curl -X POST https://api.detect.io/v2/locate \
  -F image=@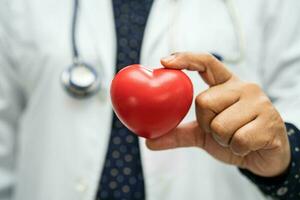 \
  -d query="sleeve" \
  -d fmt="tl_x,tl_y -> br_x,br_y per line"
0,1 -> 26,199
240,123 -> 300,200
240,1 -> 300,199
